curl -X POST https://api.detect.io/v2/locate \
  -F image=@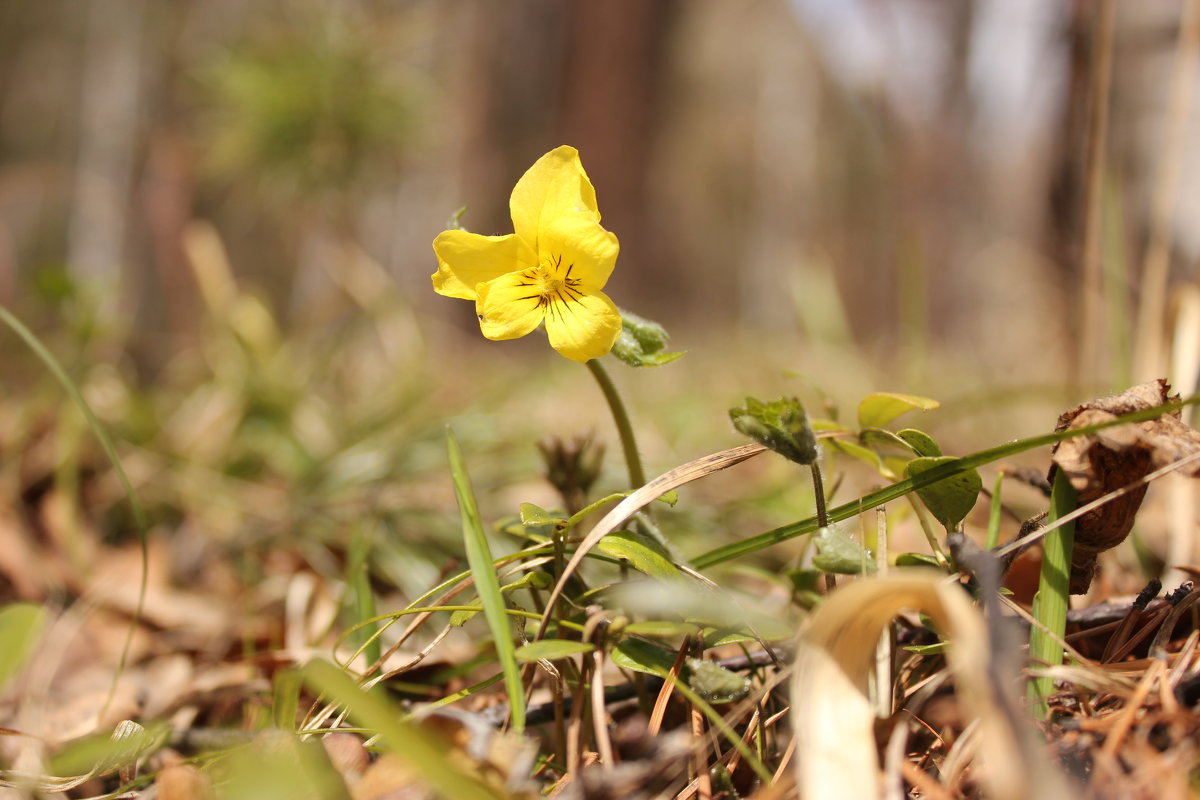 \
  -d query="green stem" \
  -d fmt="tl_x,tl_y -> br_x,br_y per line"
986,472 -> 1005,550
810,464 -> 836,593
586,359 -> 646,489
811,463 -> 829,528
1027,469 -> 1076,717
